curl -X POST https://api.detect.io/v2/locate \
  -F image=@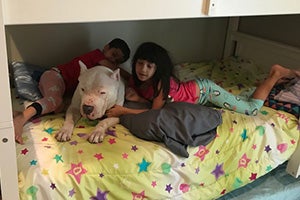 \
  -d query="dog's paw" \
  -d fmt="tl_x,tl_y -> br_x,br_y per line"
88,127 -> 106,143
55,126 -> 73,142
